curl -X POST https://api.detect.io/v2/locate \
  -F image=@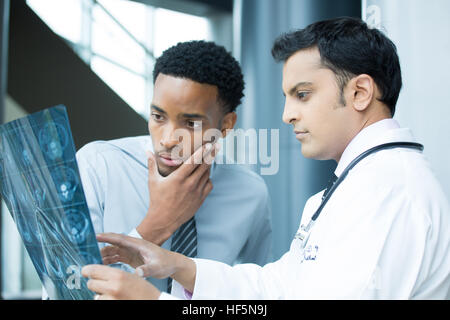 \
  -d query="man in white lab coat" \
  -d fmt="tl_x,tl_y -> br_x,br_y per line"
82,17 -> 450,299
